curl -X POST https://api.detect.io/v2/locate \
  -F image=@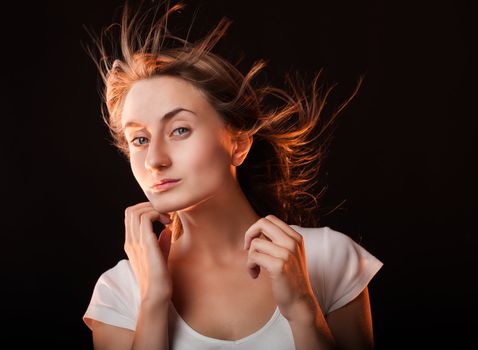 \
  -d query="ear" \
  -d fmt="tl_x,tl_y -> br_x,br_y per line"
231,132 -> 253,167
